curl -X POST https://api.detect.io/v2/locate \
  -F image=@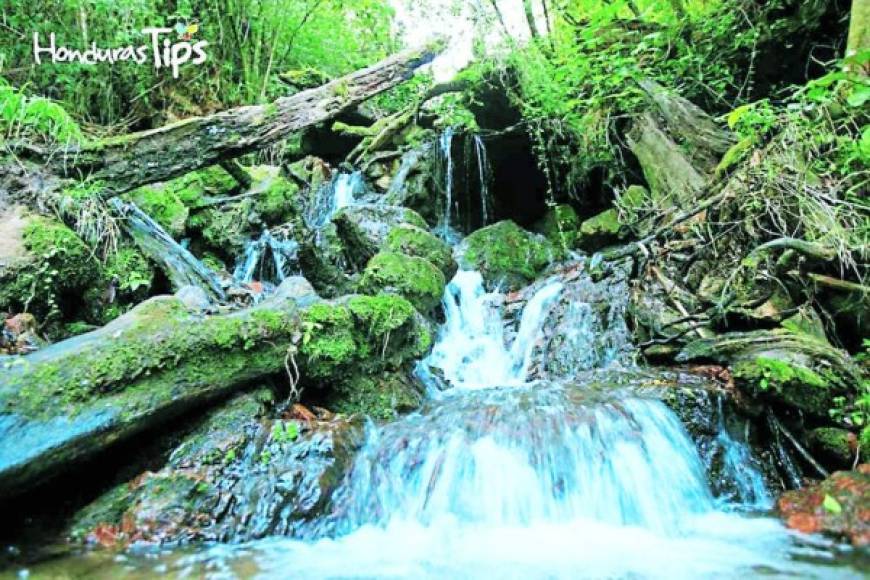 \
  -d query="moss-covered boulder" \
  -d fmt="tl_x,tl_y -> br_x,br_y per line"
357,252 -> 445,313
456,220 -> 558,290
385,224 -> 456,278
575,209 -> 624,252
0,214 -> 100,328
324,371 -> 423,420
678,330 -> 862,418
809,427 -> 860,469
299,293 -> 432,380
333,204 -> 428,269
534,204 -> 580,250
80,245 -> 156,326
244,165 -> 302,225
